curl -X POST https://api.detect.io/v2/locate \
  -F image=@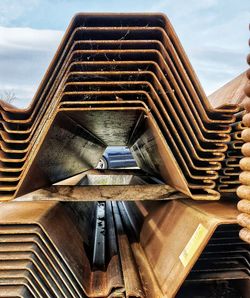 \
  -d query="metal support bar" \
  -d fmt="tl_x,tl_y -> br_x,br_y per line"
16,184 -> 185,201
